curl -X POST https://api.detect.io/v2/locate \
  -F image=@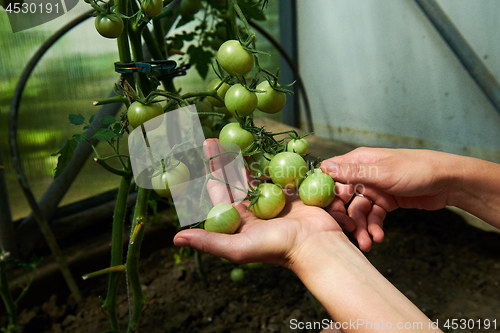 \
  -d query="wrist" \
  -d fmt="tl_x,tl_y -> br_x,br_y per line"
287,231 -> 440,332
